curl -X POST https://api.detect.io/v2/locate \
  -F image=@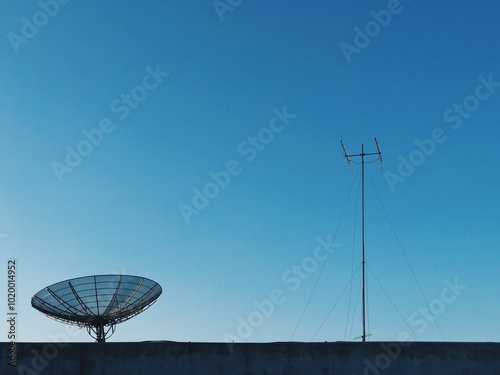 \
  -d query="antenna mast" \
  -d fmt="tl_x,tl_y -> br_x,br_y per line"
340,138 -> 382,342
